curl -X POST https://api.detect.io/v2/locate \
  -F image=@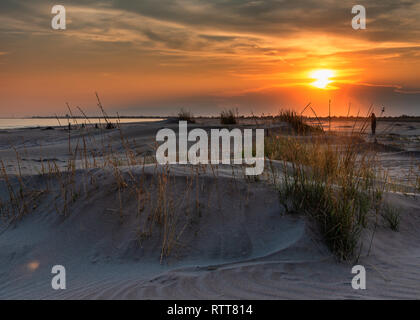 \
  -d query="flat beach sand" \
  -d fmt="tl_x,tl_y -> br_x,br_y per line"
0,119 -> 420,299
